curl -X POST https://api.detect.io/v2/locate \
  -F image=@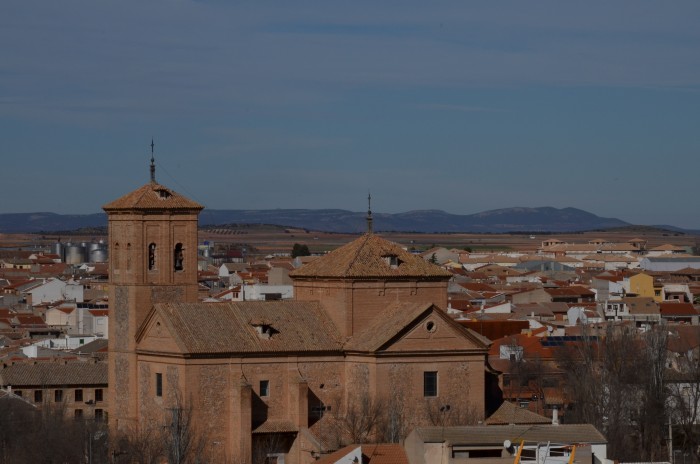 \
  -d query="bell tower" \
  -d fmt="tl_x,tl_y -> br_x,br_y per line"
104,149 -> 203,431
